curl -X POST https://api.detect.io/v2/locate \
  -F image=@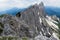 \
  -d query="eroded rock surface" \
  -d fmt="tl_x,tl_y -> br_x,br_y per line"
0,2 -> 59,40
